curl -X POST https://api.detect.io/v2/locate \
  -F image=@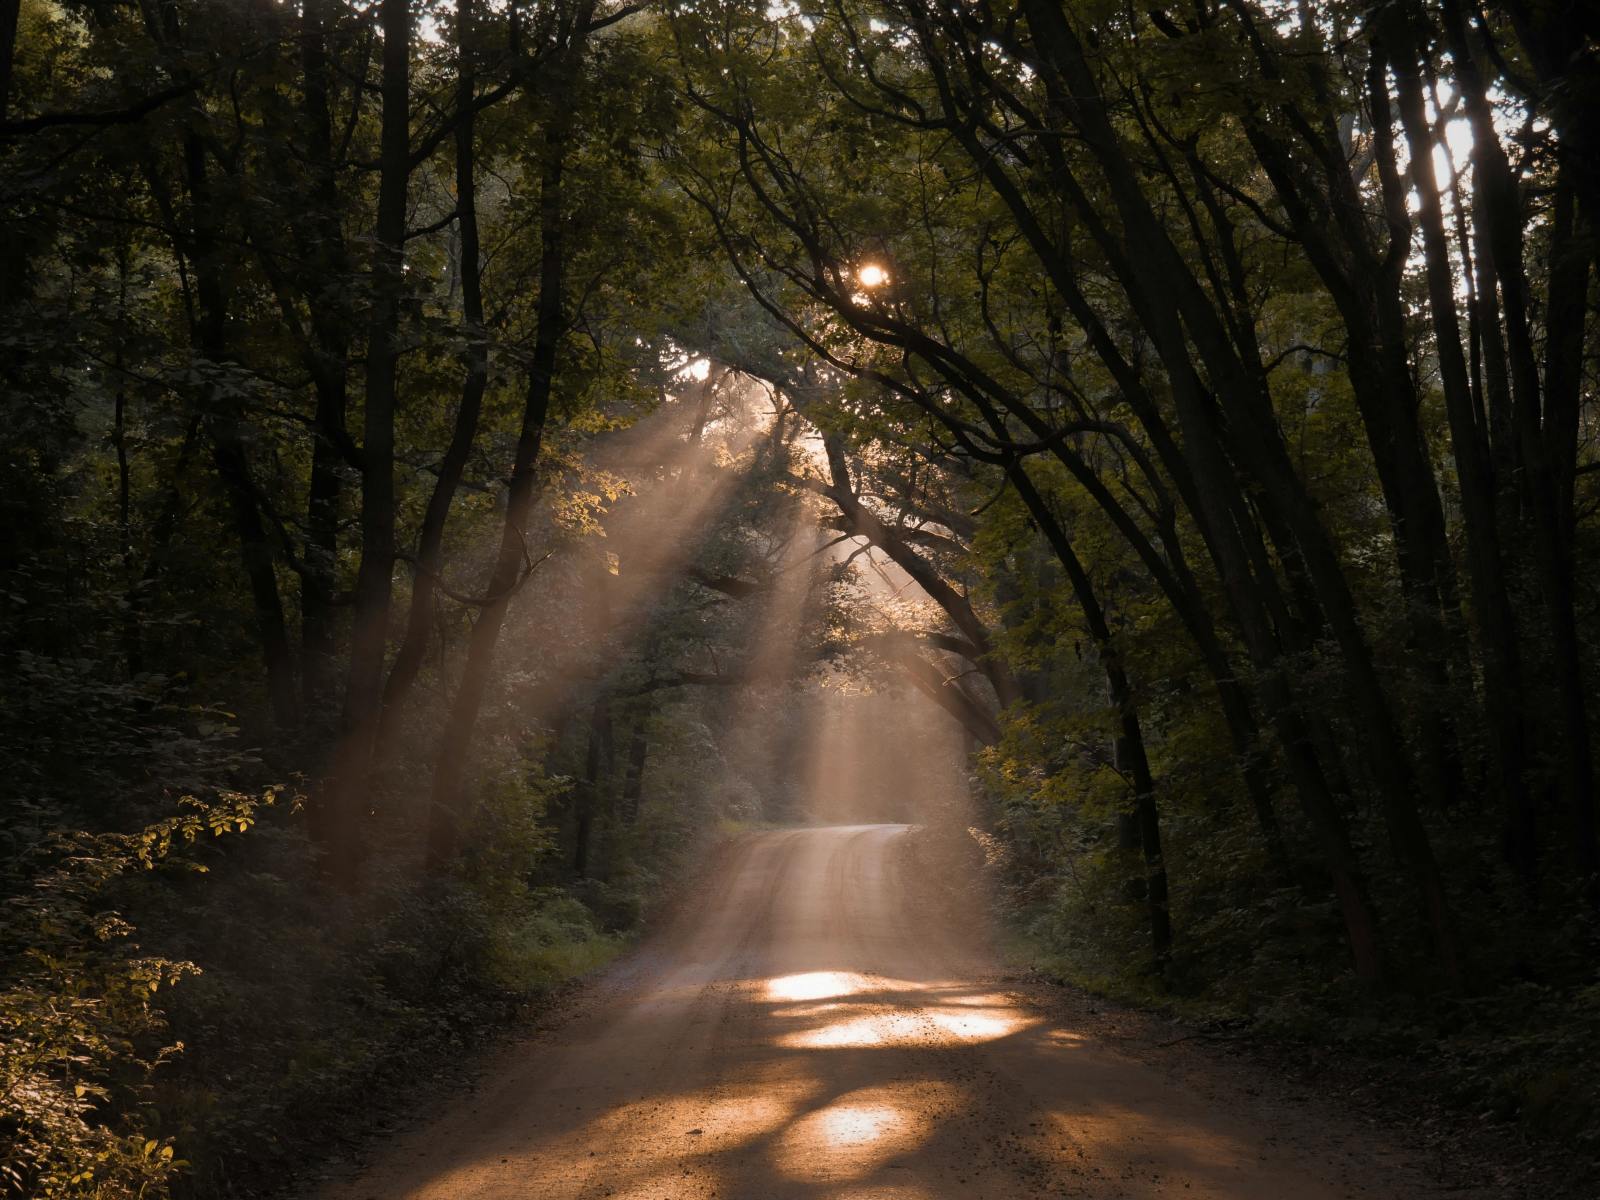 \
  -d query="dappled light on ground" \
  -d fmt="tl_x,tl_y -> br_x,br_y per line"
923,1004 -> 1022,1043
764,970 -> 866,1003
769,981 -> 1032,1050
777,1012 -> 897,1048
774,1085 -> 951,1181
319,825 -> 1421,1200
